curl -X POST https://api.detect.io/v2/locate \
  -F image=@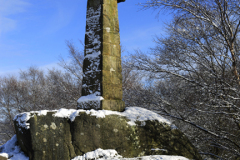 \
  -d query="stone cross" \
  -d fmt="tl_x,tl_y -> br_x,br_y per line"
77,0 -> 125,111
